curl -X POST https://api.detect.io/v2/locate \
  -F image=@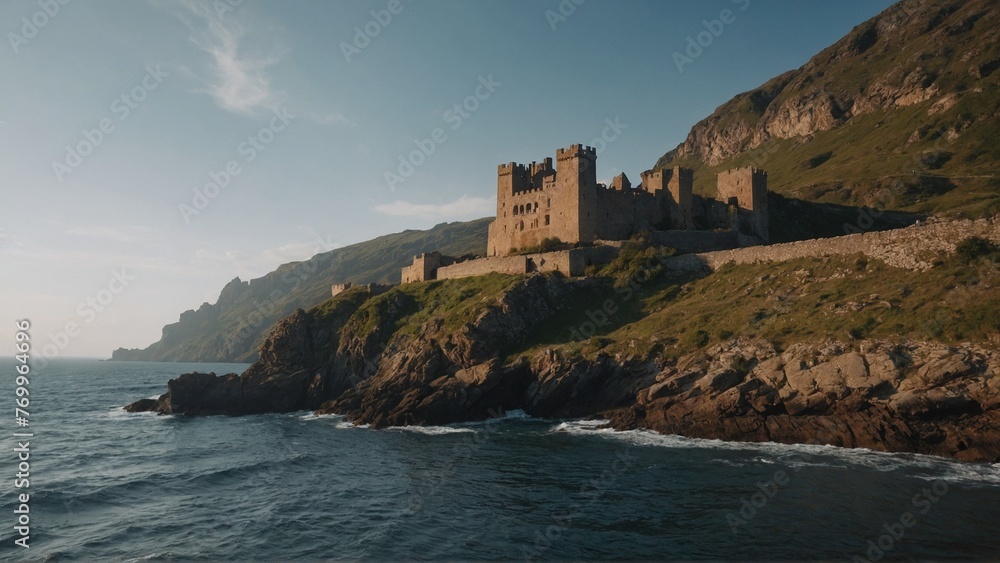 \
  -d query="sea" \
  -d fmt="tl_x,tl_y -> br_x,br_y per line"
2,358 -> 999,561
